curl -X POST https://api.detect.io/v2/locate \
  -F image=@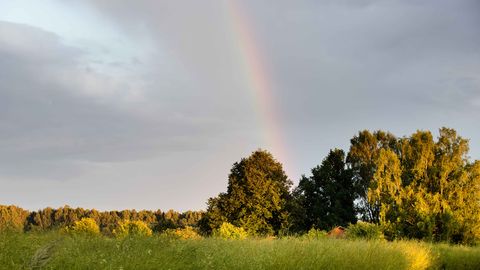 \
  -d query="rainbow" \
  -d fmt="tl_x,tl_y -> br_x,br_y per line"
225,1 -> 292,176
